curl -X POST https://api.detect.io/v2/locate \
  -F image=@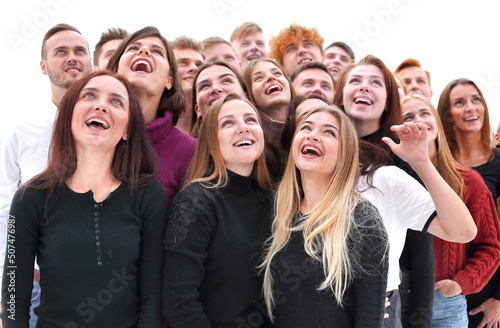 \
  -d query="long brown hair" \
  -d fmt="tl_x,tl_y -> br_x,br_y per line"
27,71 -> 159,194
107,26 -> 185,124
333,54 -> 402,148
184,92 -> 272,190
437,78 -> 492,156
